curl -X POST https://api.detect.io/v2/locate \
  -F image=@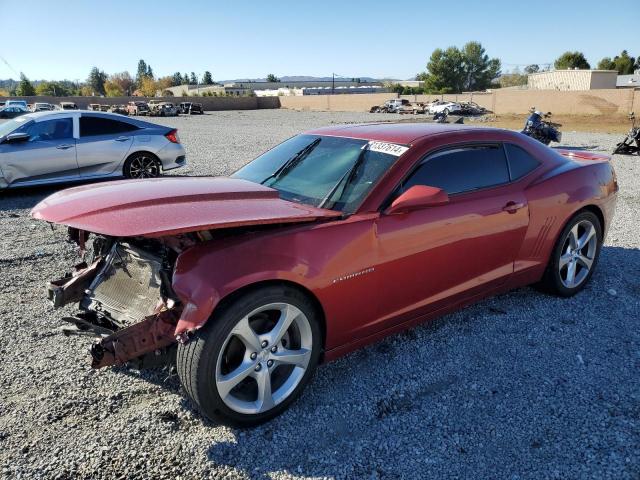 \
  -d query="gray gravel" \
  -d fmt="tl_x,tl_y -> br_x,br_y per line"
0,110 -> 638,479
